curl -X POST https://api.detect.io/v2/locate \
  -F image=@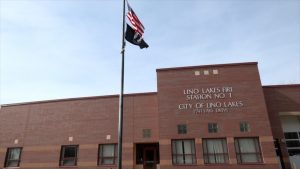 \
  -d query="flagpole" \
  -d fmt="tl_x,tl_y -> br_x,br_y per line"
117,0 -> 126,168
